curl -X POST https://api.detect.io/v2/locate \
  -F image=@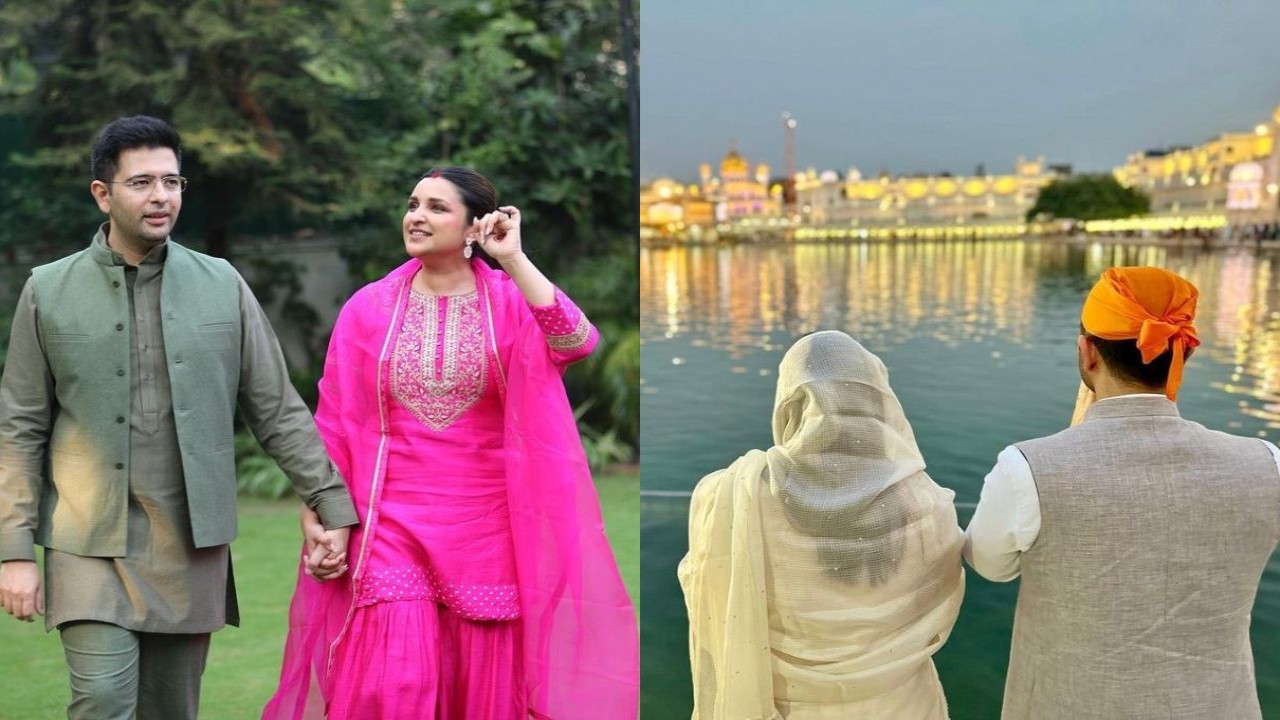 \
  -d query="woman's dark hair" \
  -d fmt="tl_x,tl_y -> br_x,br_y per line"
91,116 -> 182,183
422,166 -> 498,223
1084,330 -> 1180,388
